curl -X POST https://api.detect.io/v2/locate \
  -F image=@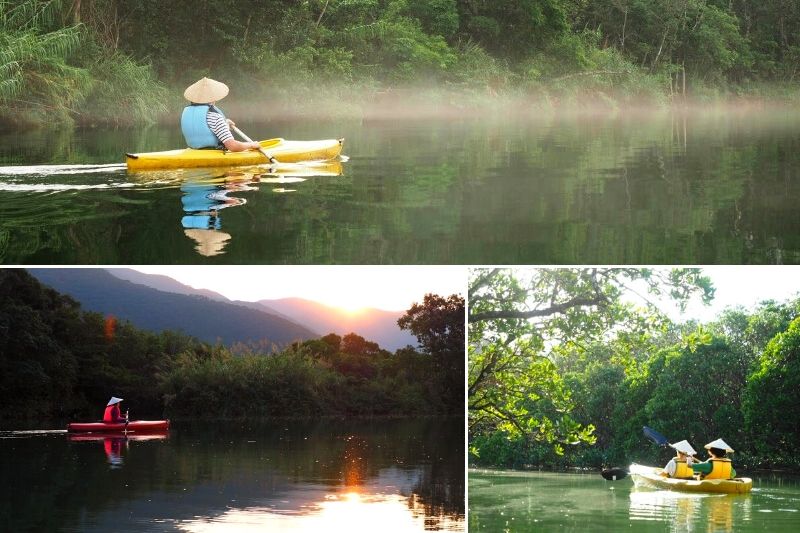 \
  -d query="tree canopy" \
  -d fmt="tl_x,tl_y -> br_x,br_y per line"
3,0 -> 800,126
0,269 -> 464,421
469,268 -> 800,470
468,268 -> 713,455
